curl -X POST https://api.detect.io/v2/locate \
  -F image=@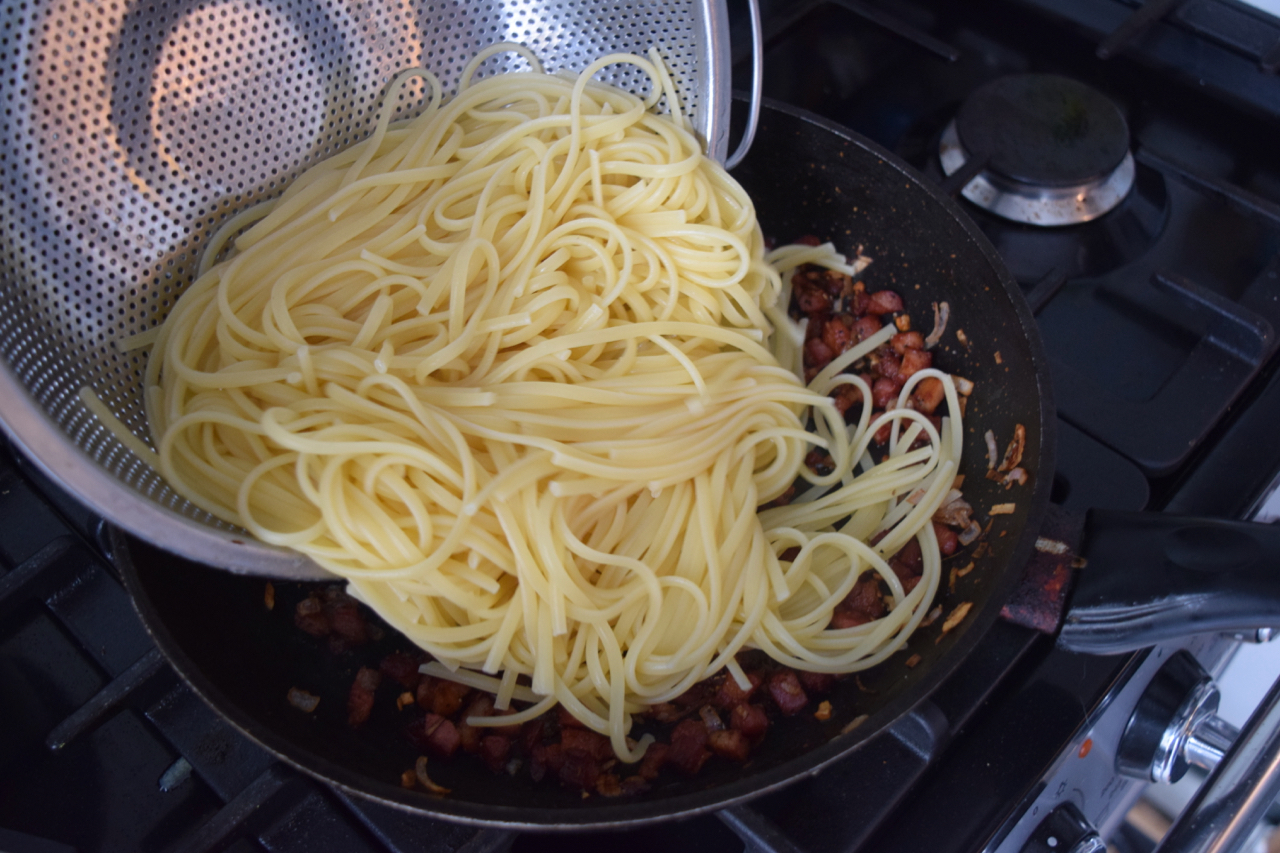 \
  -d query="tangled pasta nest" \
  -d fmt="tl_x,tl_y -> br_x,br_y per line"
145,46 -> 962,761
